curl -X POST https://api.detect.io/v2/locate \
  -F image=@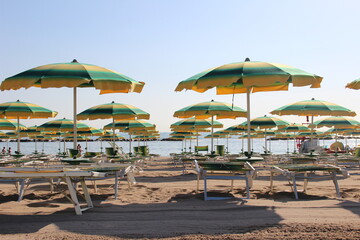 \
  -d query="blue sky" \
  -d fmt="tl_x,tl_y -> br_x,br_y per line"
1,0 -> 360,132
